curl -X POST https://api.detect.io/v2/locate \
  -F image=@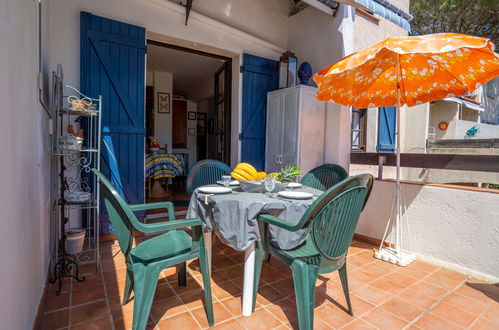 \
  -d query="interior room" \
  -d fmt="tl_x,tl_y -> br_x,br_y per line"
145,43 -> 231,201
